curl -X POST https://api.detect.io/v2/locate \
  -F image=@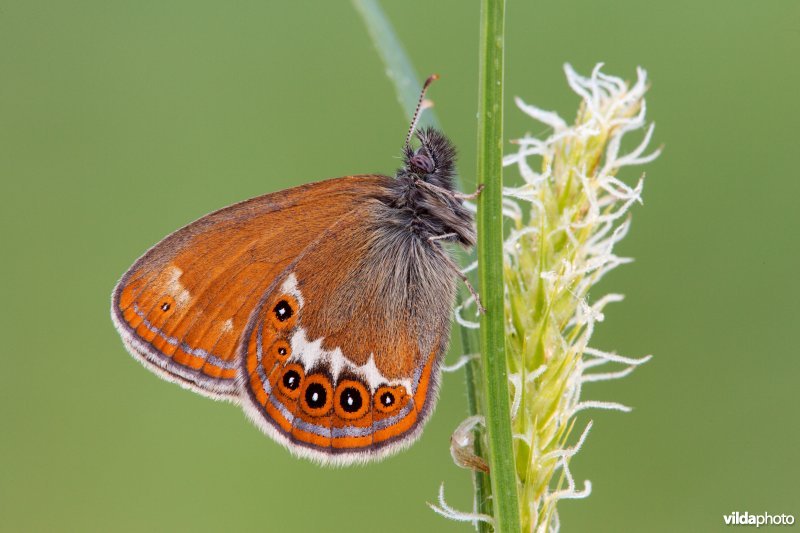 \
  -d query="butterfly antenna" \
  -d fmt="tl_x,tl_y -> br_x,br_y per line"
405,74 -> 439,150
